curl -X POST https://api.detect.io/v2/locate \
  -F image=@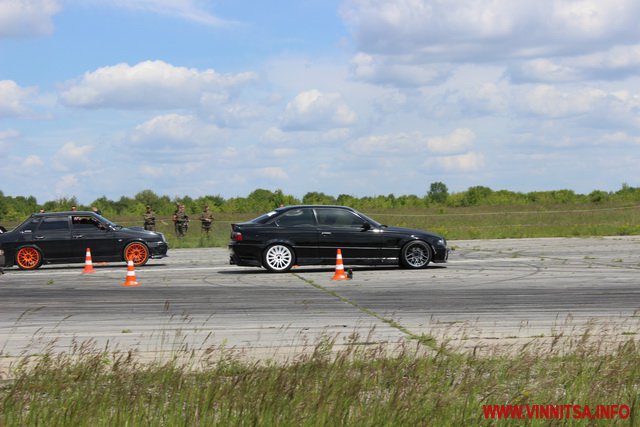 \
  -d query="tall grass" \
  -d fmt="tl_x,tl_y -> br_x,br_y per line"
1,331 -> 638,426
2,202 -> 638,248
105,202 -> 640,249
